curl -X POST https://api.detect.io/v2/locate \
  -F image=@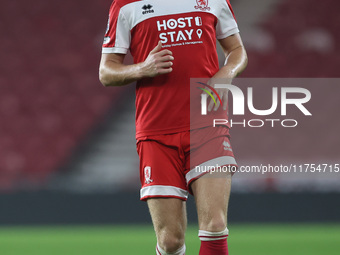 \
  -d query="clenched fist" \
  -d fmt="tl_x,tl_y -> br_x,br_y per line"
140,41 -> 174,78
